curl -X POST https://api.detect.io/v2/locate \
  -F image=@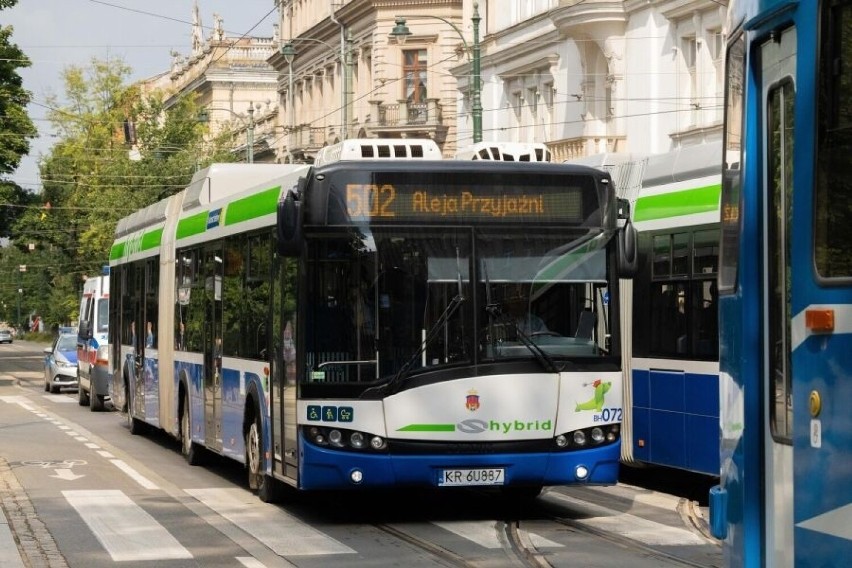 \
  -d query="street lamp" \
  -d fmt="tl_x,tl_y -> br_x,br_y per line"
389,2 -> 482,143
198,105 -> 258,163
17,264 -> 25,331
280,41 -> 297,163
